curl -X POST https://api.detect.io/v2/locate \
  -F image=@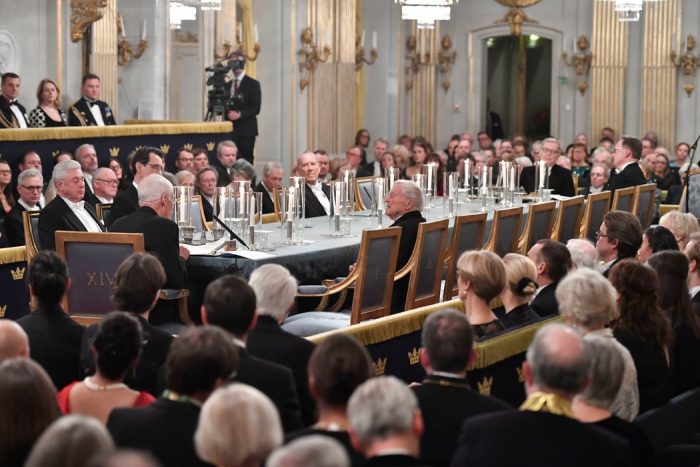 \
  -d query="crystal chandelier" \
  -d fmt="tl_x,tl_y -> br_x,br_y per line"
395,0 -> 460,29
